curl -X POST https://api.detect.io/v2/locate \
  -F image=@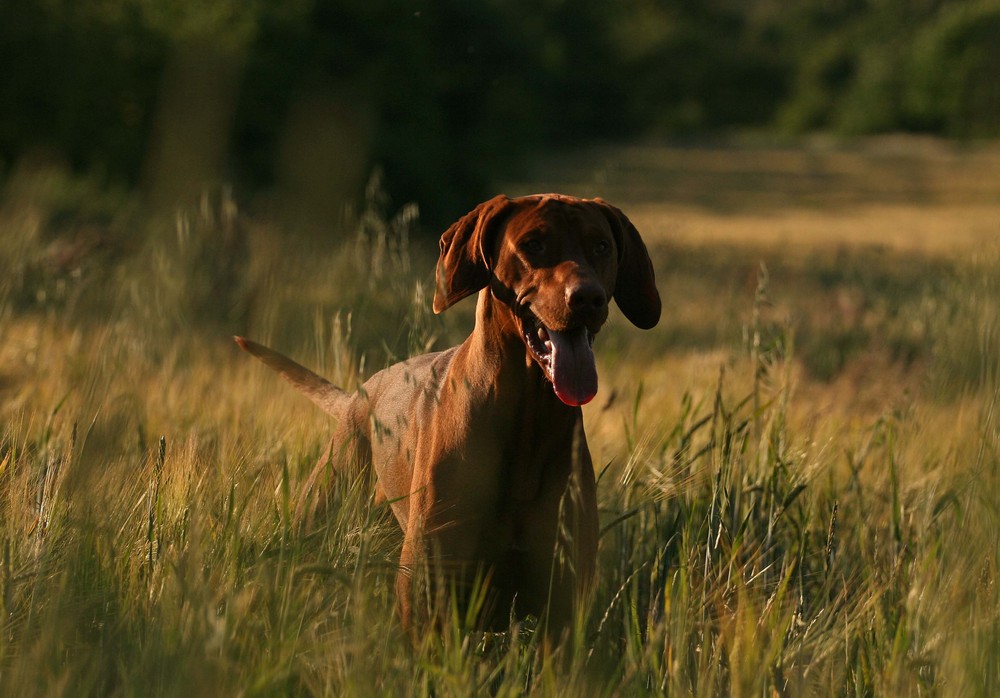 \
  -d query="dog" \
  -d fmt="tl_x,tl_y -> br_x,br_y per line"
236,193 -> 660,637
